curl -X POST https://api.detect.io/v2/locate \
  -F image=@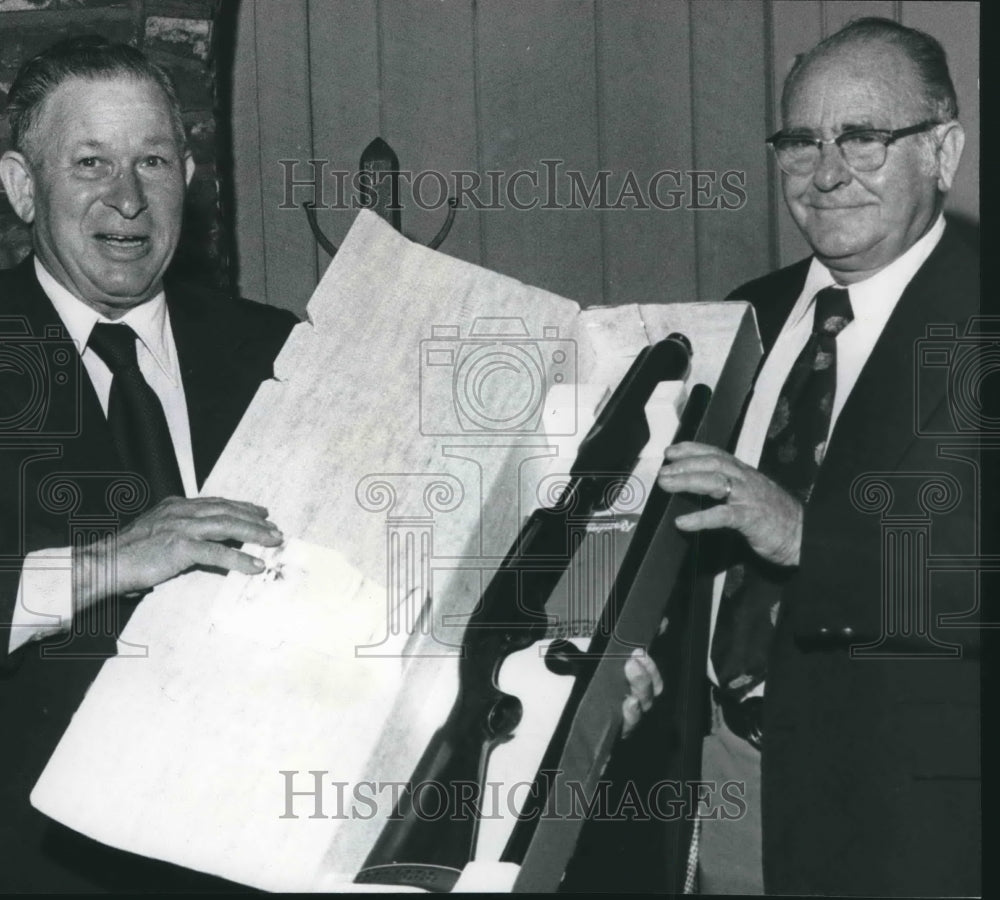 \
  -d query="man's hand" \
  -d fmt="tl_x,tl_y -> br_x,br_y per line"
77,496 -> 283,609
657,441 -> 802,567
622,648 -> 663,739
